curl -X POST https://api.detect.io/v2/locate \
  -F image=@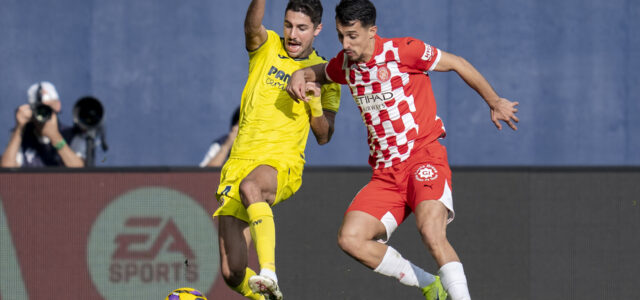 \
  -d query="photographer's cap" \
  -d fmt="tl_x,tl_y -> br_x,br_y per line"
27,81 -> 59,104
